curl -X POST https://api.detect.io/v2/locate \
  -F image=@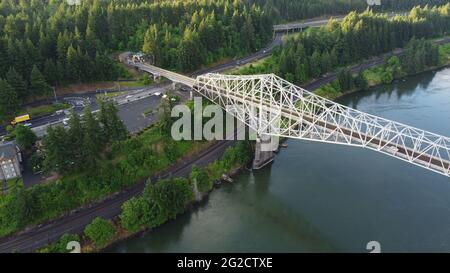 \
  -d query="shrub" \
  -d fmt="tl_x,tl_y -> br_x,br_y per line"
84,217 -> 116,248
120,197 -> 148,233
191,165 -> 212,193
40,233 -> 80,253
